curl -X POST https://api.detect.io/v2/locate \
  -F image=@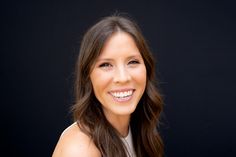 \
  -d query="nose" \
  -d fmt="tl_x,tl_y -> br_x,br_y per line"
113,65 -> 131,84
